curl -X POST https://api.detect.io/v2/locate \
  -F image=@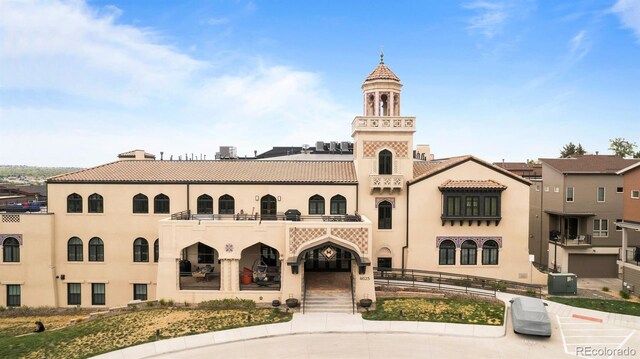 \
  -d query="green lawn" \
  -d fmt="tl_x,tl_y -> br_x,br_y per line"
547,297 -> 640,316
0,302 -> 291,359
362,297 -> 504,325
